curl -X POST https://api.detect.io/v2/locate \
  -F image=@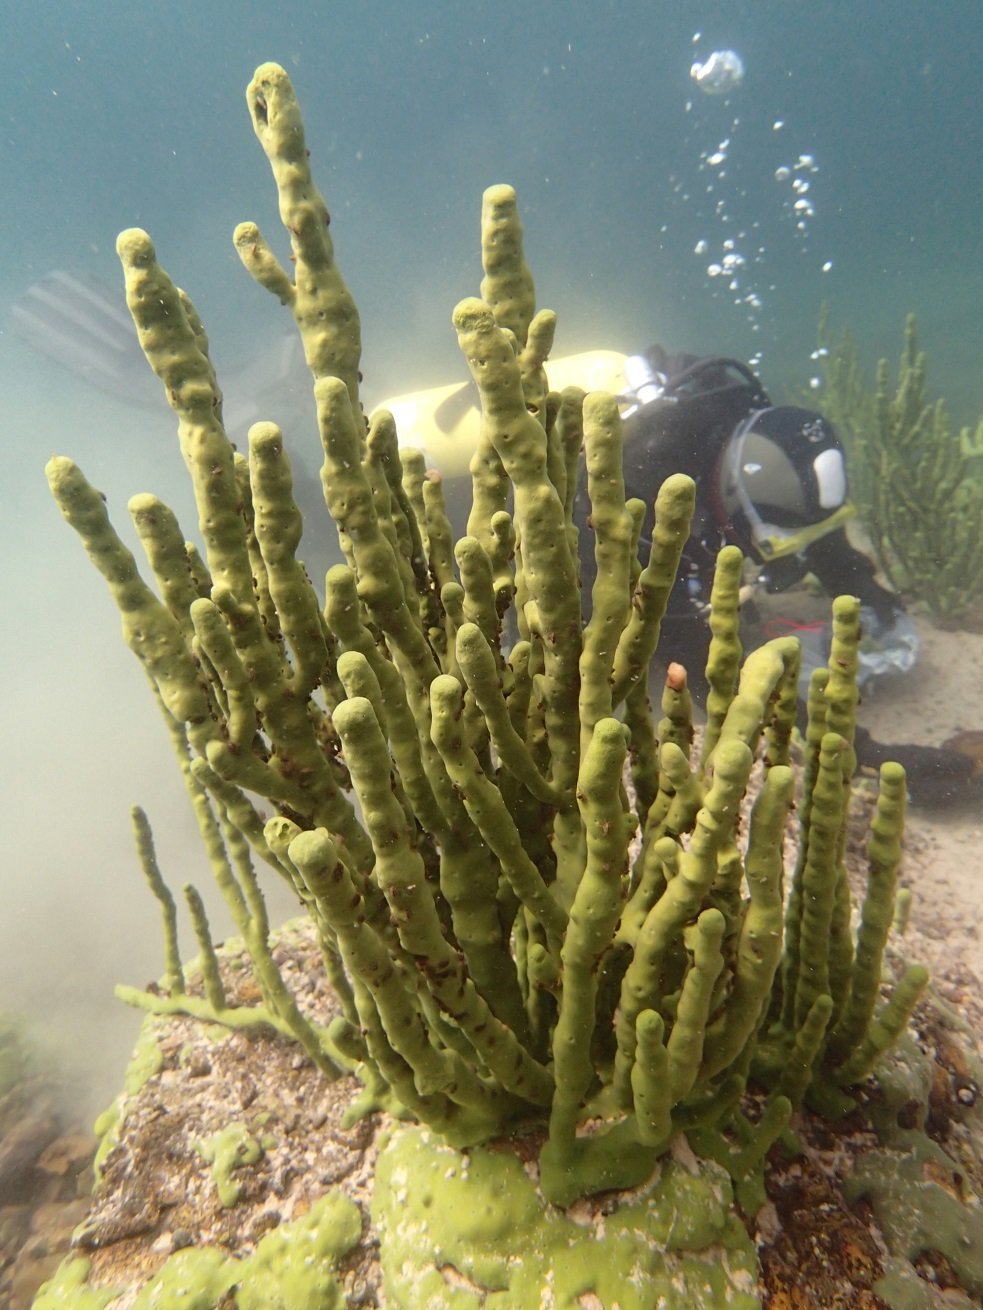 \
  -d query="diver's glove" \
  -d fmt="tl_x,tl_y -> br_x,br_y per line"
854,726 -> 977,807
